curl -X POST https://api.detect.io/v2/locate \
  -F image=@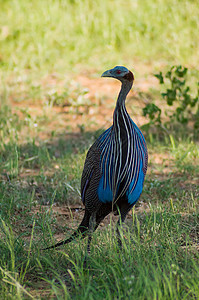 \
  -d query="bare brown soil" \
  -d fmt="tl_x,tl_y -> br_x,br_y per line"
10,71 -> 158,141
